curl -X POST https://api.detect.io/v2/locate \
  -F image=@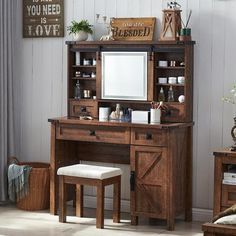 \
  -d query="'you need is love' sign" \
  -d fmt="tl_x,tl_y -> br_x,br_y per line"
23,0 -> 64,38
